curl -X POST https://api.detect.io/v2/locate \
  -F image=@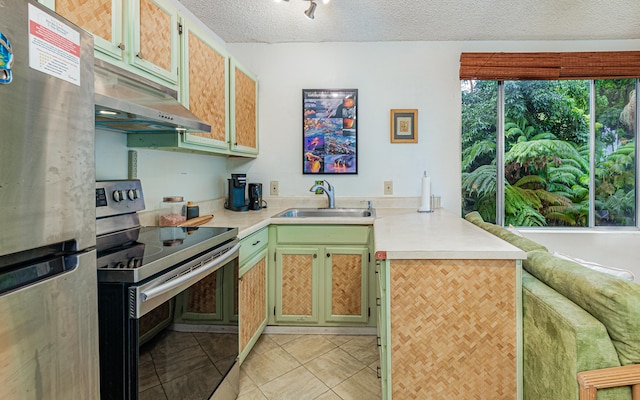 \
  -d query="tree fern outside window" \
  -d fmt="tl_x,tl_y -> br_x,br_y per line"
461,78 -> 638,228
